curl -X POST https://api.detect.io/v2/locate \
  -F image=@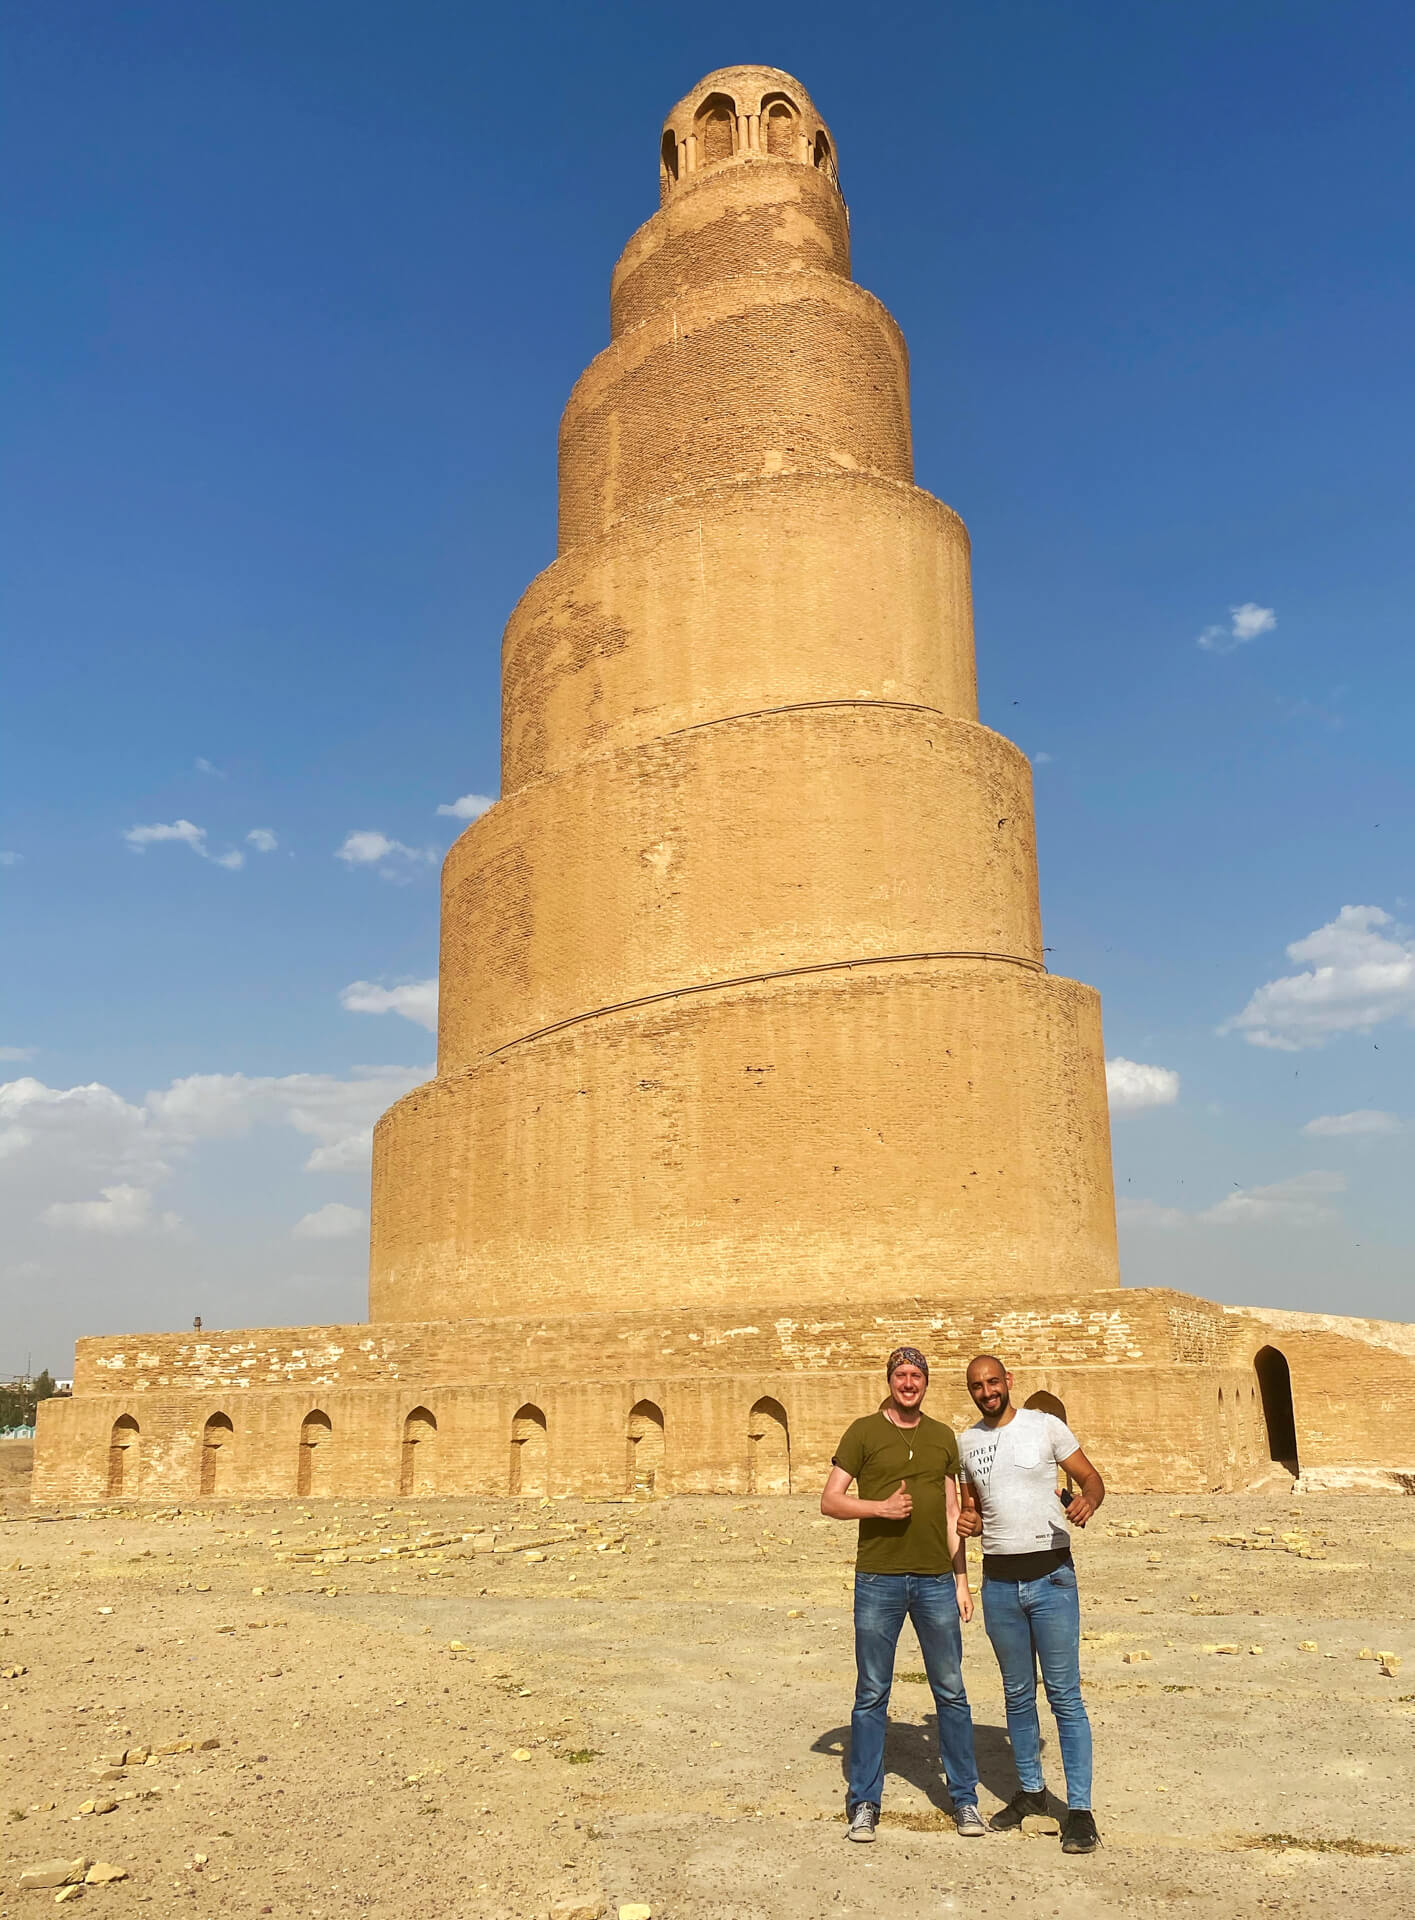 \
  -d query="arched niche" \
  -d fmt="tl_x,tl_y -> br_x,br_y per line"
694,92 -> 737,166
747,1396 -> 790,1494
1023,1390 -> 1067,1423
400,1406 -> 437,1495
1254,1347 -> 1299,1472
627,1399 -> 665,1494
200,1410 -> 234,1496
510,1403 -> 548,1496
107,1414 -> 139,1497
761,92 -> 799,159
297,1409 -> 332,1497
813,129 -> 837,184
660,128 -> 679,187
